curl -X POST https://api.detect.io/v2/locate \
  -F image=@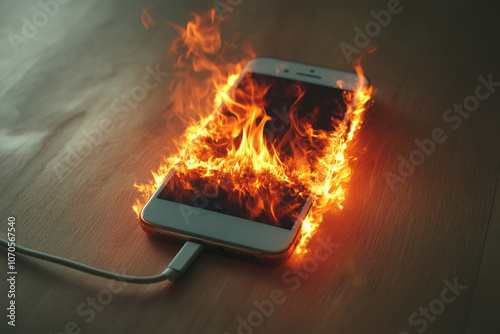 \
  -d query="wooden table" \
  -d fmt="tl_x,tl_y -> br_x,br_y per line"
1,0 -> 499,333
